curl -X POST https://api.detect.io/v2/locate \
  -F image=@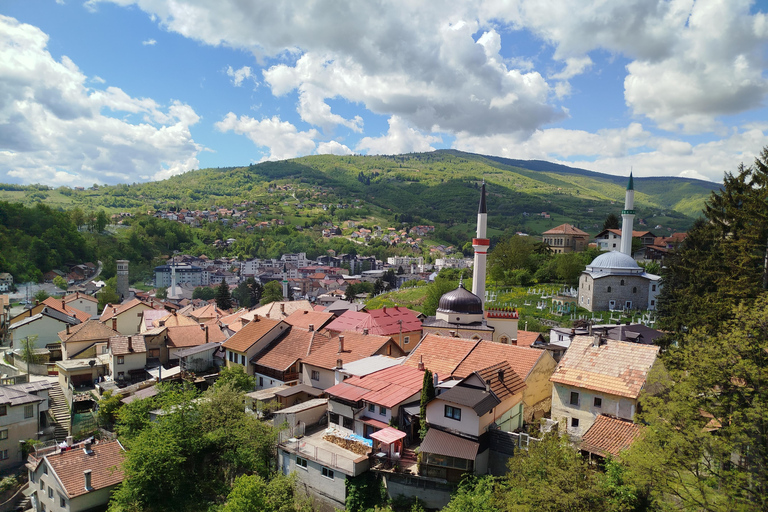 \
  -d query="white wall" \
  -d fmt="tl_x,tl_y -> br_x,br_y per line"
12,316 -> 67,349
278,448 -> 347,509
551,383 -> 636,439
426,399 -> 480,437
